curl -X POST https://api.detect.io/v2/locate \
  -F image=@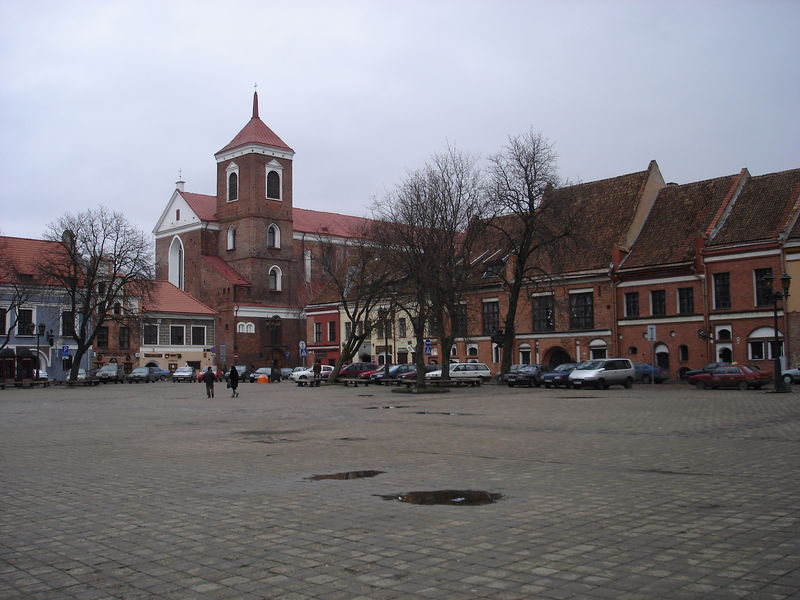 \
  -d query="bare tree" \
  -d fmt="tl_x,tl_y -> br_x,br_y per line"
38,207 -> 155,381
486,129 -> 579,376
374,146 -> 489,384
315,222 -> 397,380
